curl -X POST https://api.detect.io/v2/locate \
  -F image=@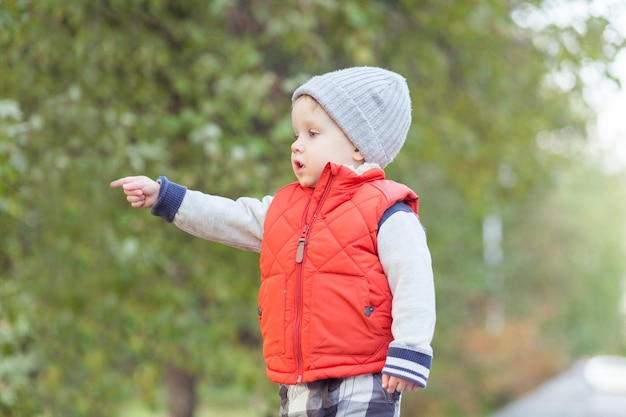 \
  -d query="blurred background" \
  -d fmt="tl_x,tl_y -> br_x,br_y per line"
1,1 -> 625,416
